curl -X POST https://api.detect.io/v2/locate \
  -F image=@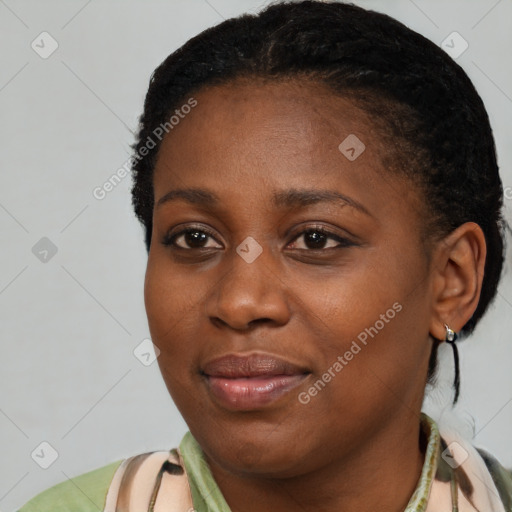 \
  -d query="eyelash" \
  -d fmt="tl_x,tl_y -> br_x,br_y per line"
161,224 -> 354,251
162,225 -> 219,249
